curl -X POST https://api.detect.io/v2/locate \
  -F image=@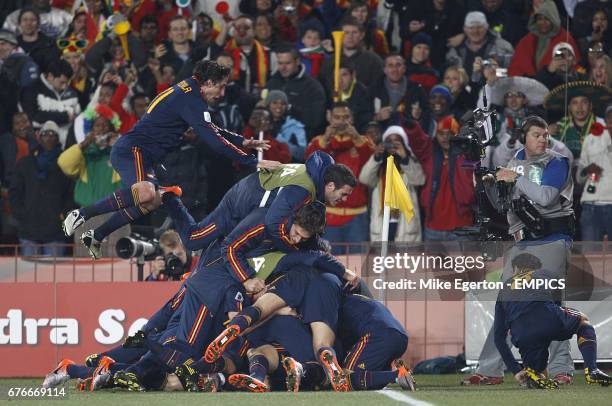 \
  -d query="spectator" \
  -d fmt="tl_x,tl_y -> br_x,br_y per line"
334,63 -> 373,133
369,53 -> 427,129
215,52 -> 257,131
264,89 -> 306,162
265,46 -> 326,137
243,107 -> 292,163
443,65 -> 477,118
108,66 -> 141,133
508,0 -> 580,78
589,54 -> 612,88
425,85 -> 455,137
16,7 -> 60,72
193,13 -> 218,51
297,19 -> 330,77
159,15 -> 211,81
319,17 -> 384,98
85,23 -> 147,78
273,0 -> 315,44
576,9 -> 610,58
470,0 -> 527,46
9,120 -> 72,256
306,102 -> 374,253
21,59 -> 79,147
488,77 -> 572,167
159,128 -> 211,221
407,116 -> 476,241
0,112 -> 35,189
359,125 -> 425,242
3,0 -> 72,39
59,36 -> 95,110
572,0 -> 612,40
534,42 -> 588,89
347,0 -> 389,57
147,58 -> 176,96
146,230 -> 198,281
576,119 -> 612,241
584,40 -> 606,72
66,78 -> 116,146
57,106 -> 126,257
138,14 -> 159,57
254,13 -> 279,50
405,32 -> 439,94
445,11 -> 514,77
0,29 -> 39,133
220,15 -> 276,95
546,81 -> 611,160
364,120 -> 382,145
407,0 -> 467,68
65,6 -> 98,43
